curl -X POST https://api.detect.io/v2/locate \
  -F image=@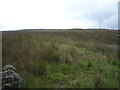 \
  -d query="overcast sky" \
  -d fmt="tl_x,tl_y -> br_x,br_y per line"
0,0 -> 118,31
